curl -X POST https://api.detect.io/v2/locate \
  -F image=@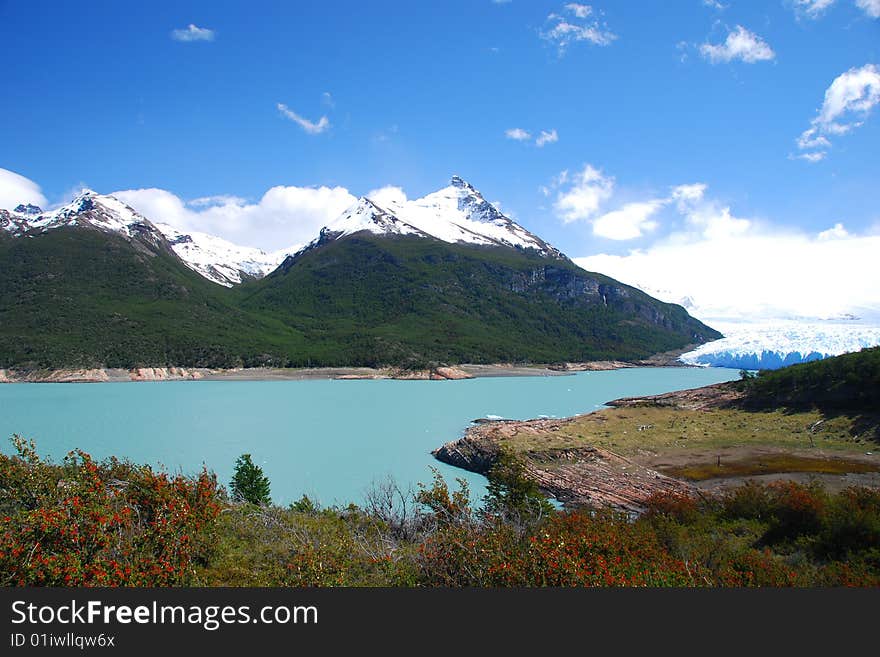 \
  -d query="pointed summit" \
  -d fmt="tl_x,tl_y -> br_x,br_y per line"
449,175 -> 474,190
